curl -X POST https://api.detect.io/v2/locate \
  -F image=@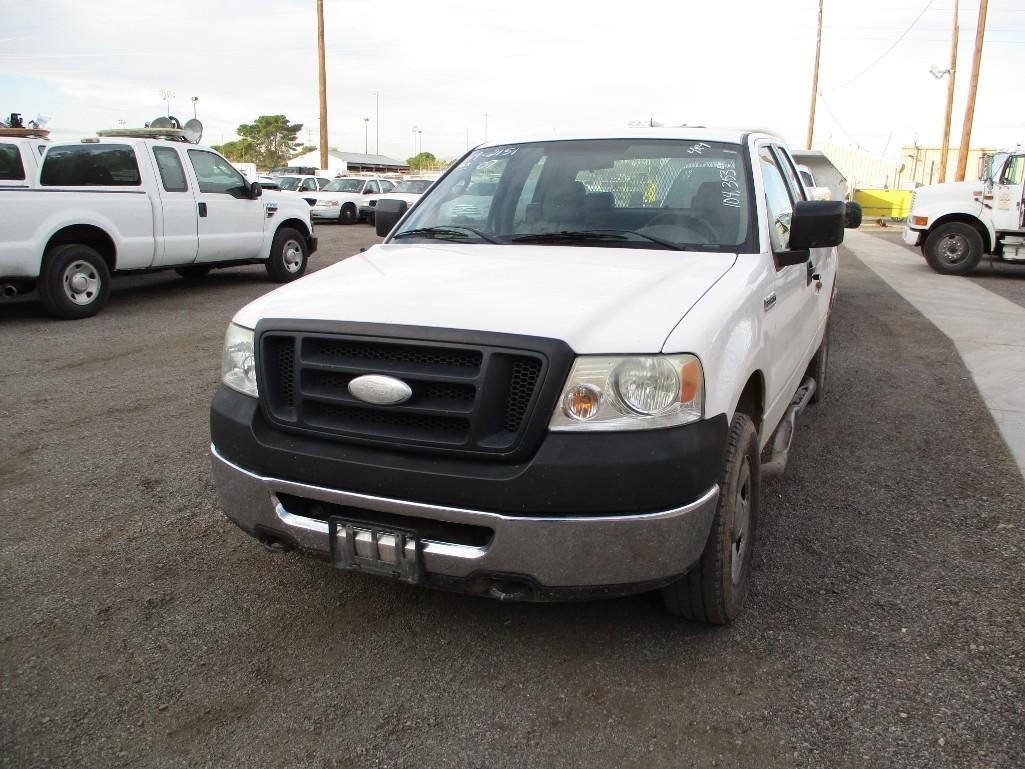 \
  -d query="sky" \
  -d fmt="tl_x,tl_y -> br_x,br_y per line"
2,0 -> 1023,163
